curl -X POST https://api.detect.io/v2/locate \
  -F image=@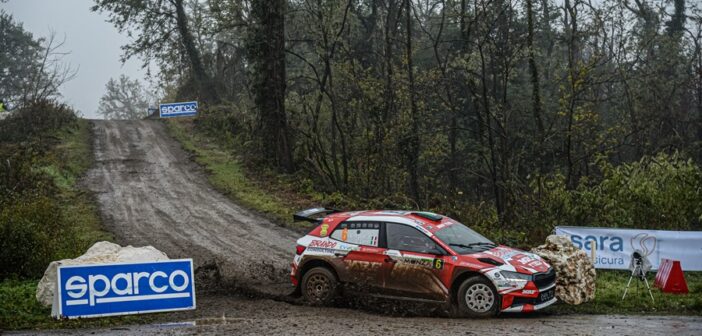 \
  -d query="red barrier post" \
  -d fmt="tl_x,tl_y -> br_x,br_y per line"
654,259 -> 689,294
